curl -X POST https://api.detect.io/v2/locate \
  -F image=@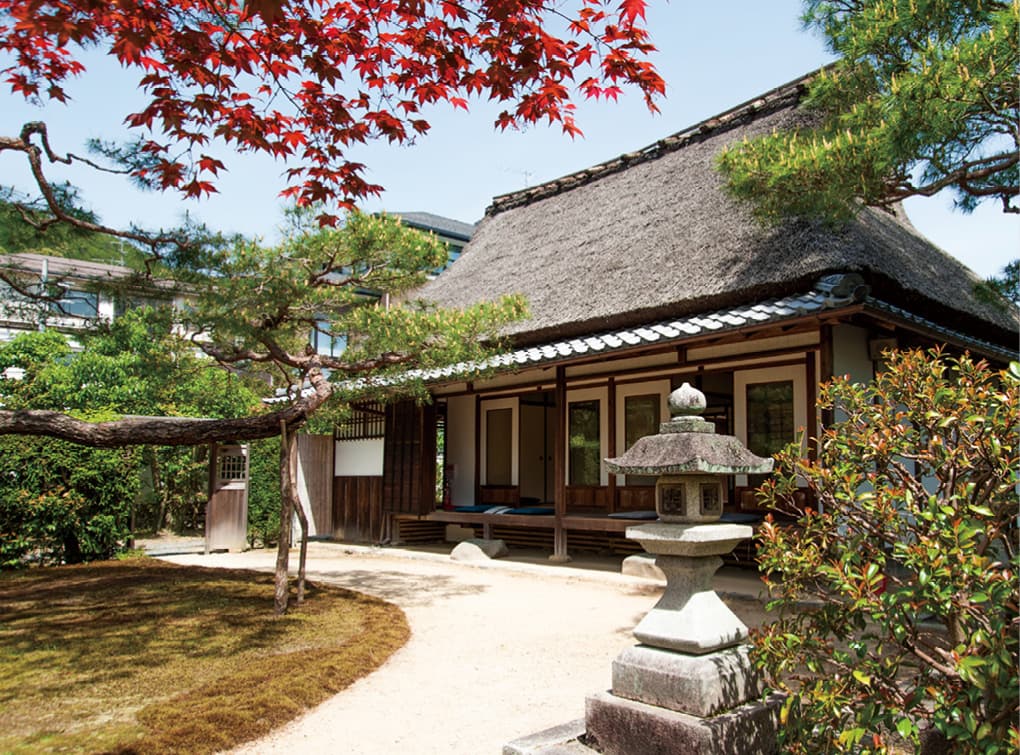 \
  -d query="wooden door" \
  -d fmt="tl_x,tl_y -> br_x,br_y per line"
382,400 -> 437,515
